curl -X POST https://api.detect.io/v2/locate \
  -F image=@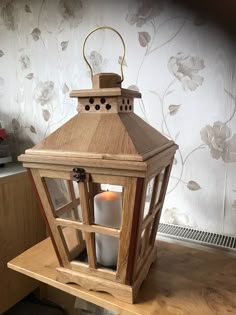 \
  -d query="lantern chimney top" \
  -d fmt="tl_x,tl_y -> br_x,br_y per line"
70,26 -> 141,99
92,73 -> 121,89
